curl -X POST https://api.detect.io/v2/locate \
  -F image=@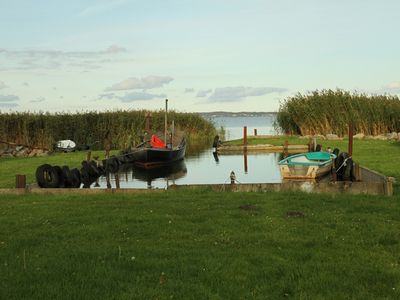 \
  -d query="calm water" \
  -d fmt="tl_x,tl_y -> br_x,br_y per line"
97,149 -> 282,189
93,115 -> 282,189
208,115 -> 277,140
